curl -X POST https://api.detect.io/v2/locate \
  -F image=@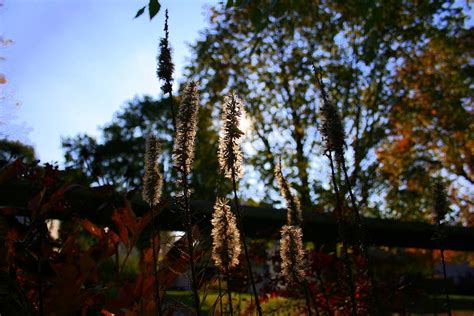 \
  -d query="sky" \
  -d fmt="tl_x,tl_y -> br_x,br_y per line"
1,0 -> 217,163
